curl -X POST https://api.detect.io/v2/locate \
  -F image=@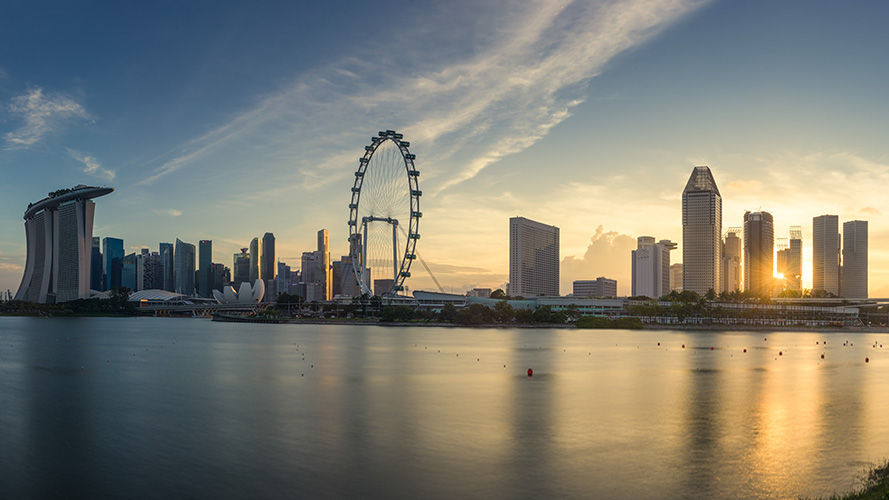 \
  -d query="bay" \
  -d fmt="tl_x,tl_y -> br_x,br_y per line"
0,316 -> 887,499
